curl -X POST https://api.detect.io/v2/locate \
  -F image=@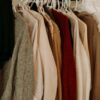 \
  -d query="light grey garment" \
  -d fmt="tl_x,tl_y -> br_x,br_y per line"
1,13 -> 34,100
